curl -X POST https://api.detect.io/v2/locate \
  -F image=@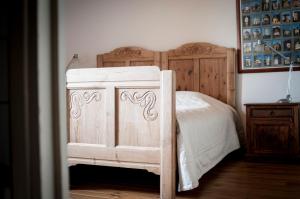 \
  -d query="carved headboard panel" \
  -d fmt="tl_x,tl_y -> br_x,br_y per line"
162,43 -> 236,107
97,43 -> 236,107
97,47 -> 161,67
